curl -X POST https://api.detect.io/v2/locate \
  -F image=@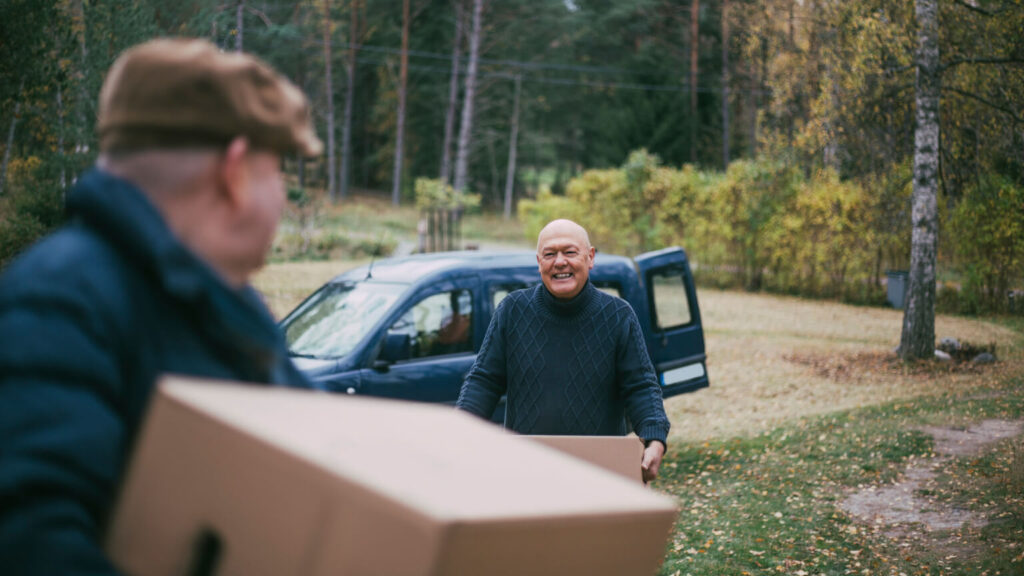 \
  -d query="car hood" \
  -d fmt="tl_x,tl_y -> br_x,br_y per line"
289,355 -> 341,376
